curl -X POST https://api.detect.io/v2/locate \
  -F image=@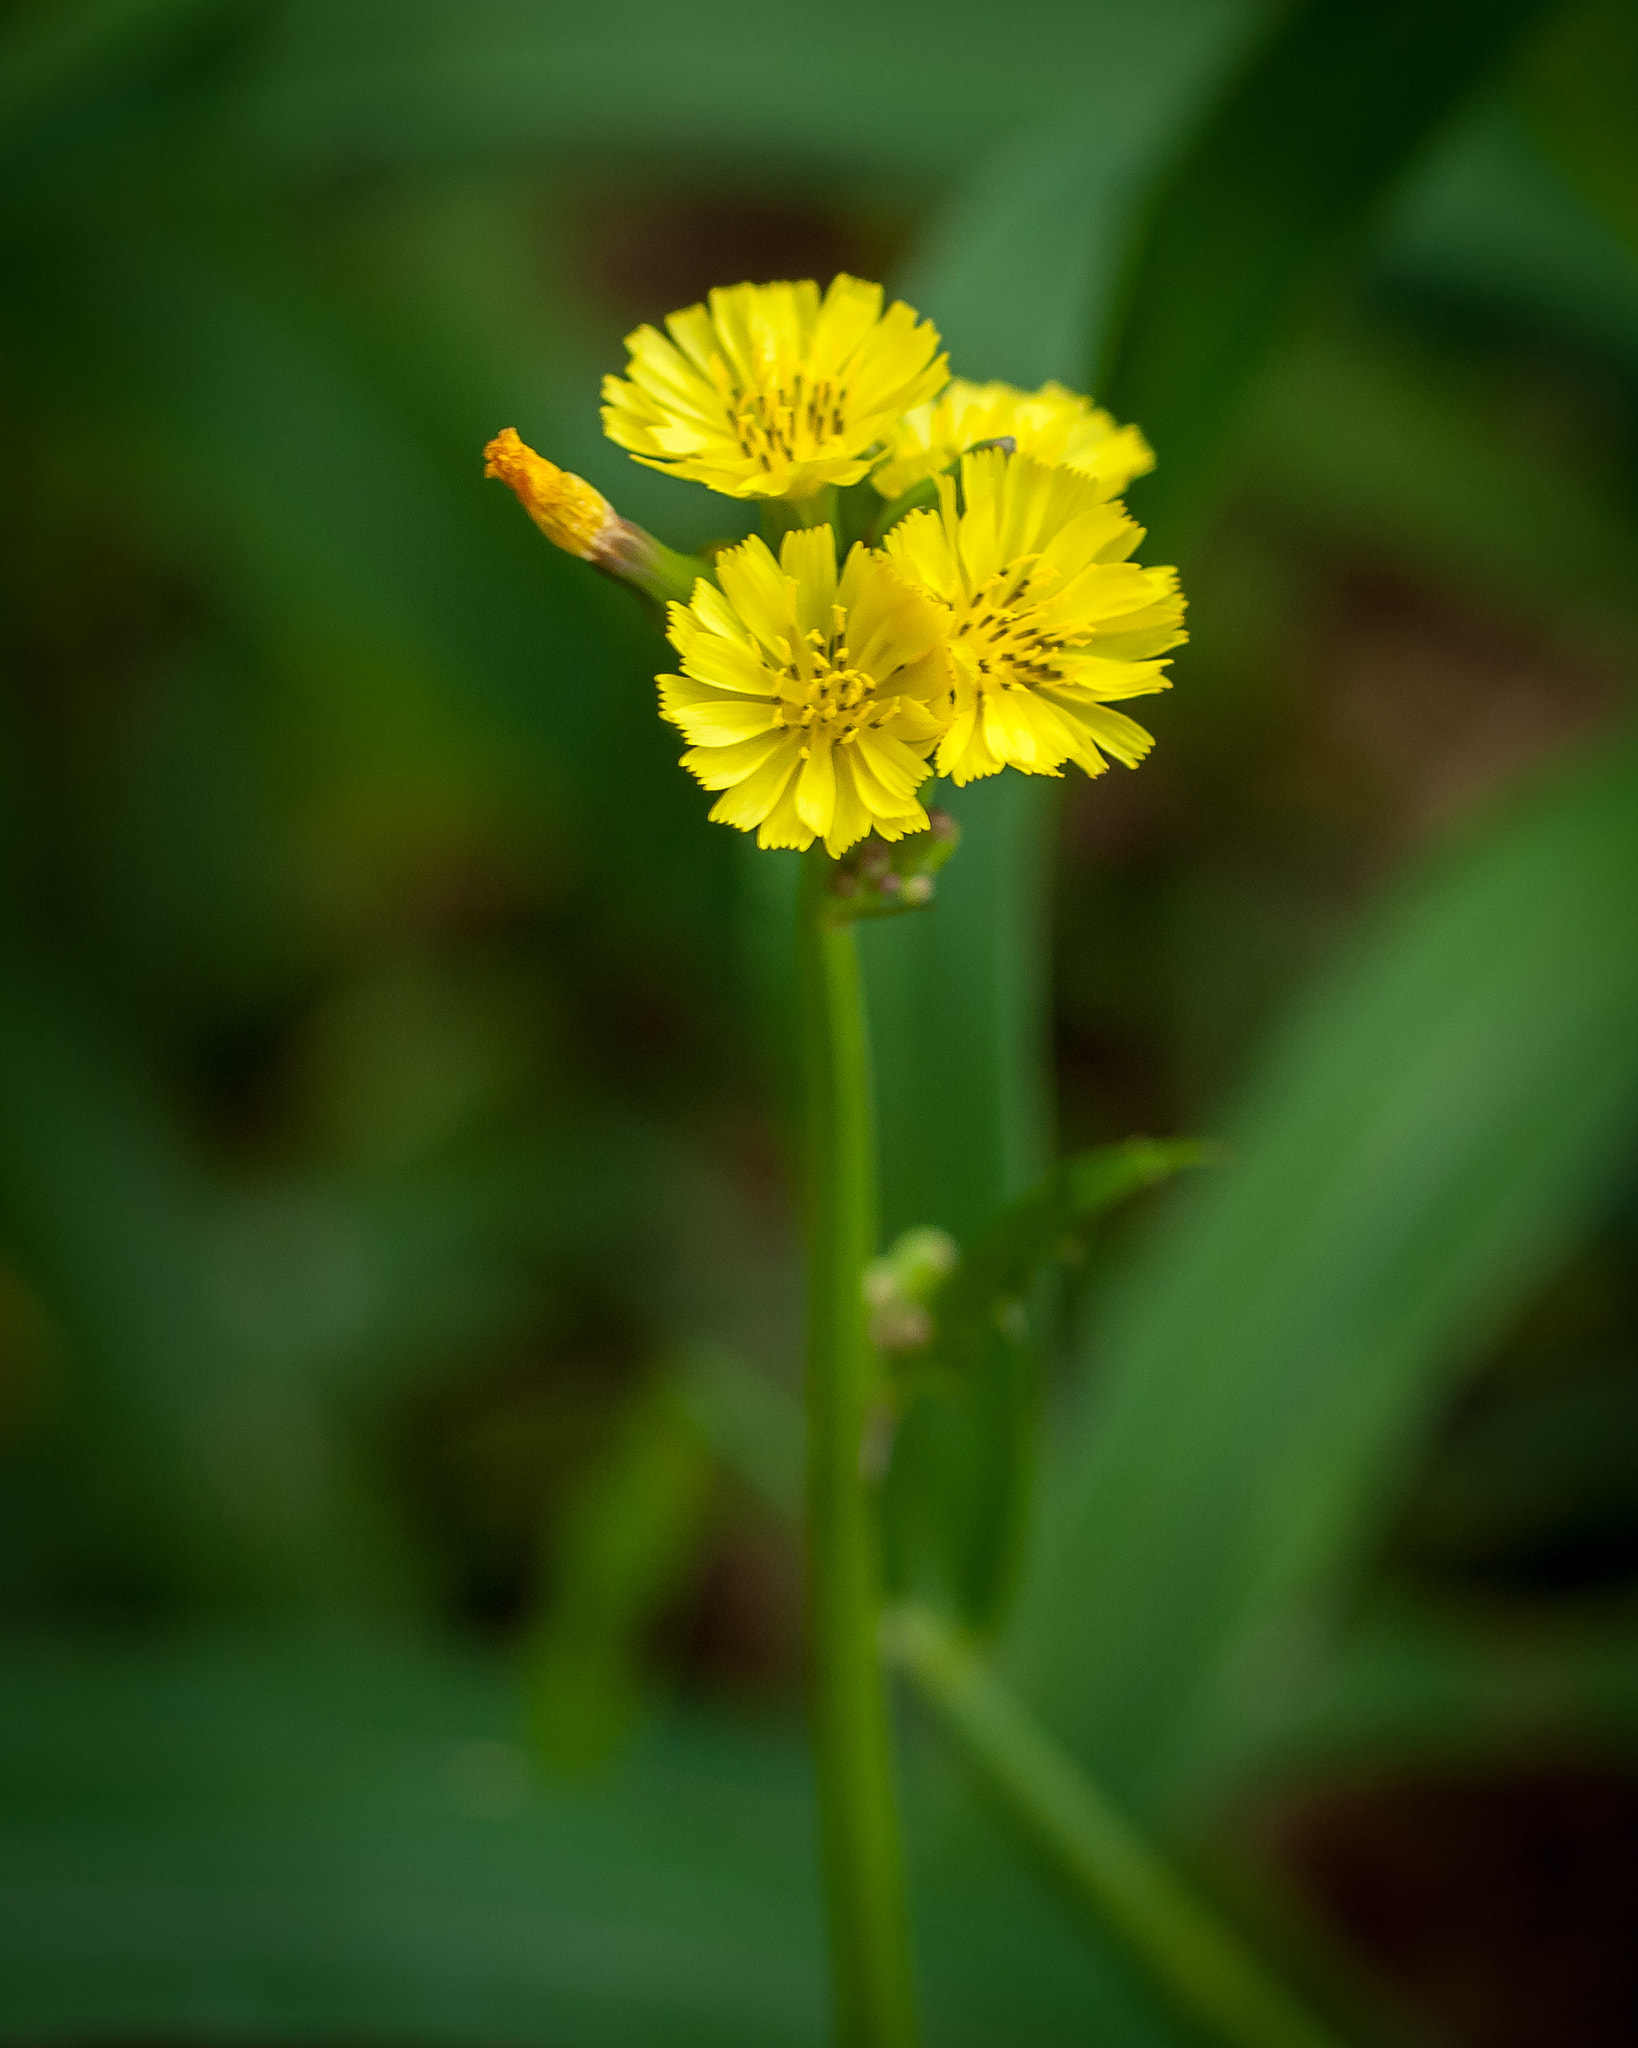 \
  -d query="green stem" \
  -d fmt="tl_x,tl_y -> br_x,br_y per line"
763,484 -> 839,539
865,476 -> 939,544
799,848 -> 919,2048
883,1604 -> 1346,2048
